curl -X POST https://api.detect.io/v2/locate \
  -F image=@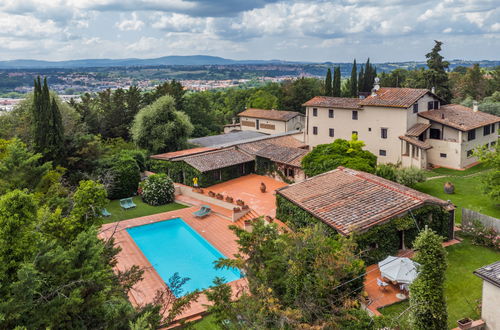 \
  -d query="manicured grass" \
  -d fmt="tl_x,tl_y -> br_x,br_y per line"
102,197 -> 187,223
414,173 -> 499,223
192,314 -> 219,330
380,240 -> 500,329
429,163 -> 490,177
